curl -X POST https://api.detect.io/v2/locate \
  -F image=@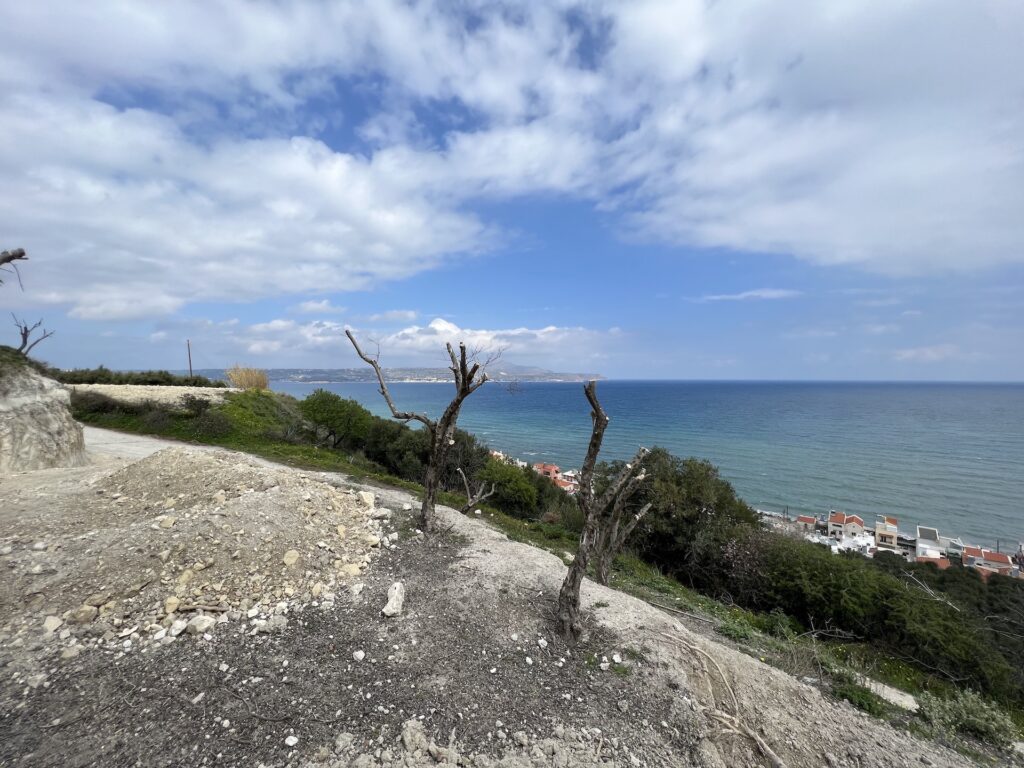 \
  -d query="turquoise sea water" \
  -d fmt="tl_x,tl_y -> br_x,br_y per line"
271,380 -> 1024,548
